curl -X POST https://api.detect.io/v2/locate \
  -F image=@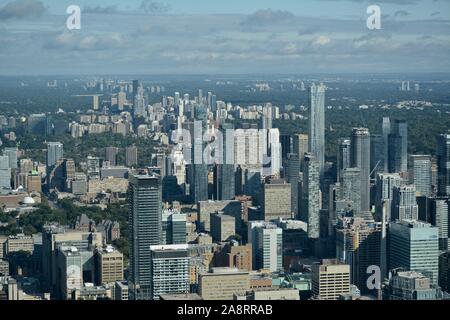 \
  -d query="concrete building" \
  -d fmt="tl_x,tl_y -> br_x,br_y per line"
197,200 -> 242,232
248,221 -> 283,272
261,179 -> 292,221
95,246 -> 123,285
114,281 -> 129,300
214,242 -> 252,271
312,259 -> 351,300
210,213 -> 236,243
384,270 -> 442,300
199,267 -> 250,300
